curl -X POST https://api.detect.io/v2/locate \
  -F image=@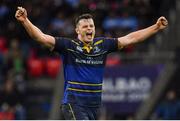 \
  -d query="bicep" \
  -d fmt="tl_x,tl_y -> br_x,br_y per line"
42,34 -> 55,51
118,35 -> 134,49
